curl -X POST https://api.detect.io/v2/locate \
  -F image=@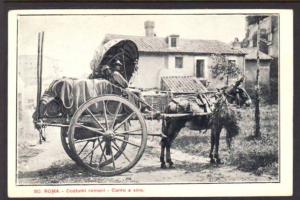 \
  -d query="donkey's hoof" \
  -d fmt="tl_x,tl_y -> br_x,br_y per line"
210,158 -> 216,164
216,159 -> 223,165
161,163 -> 167,169
169,163 -> 175,169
